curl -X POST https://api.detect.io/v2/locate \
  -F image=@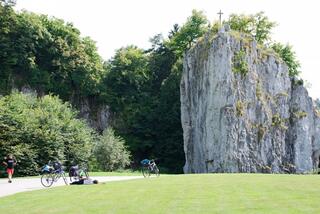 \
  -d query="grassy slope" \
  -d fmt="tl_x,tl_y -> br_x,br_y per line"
0,174 -> 319,214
